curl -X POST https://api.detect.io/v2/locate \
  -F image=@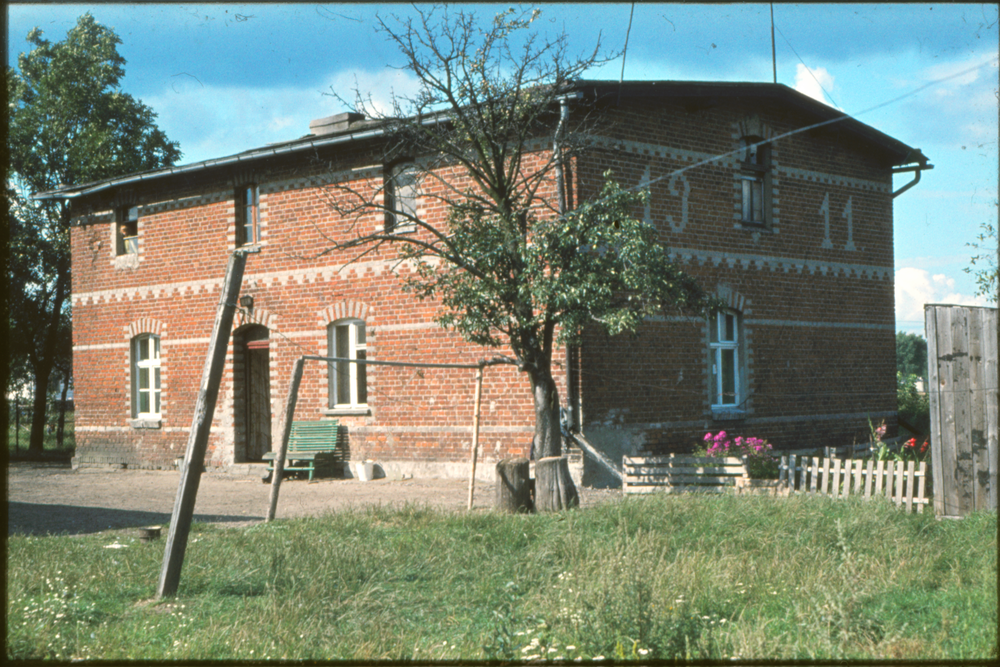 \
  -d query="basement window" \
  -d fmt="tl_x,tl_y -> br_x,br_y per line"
115,206 -> 139,256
